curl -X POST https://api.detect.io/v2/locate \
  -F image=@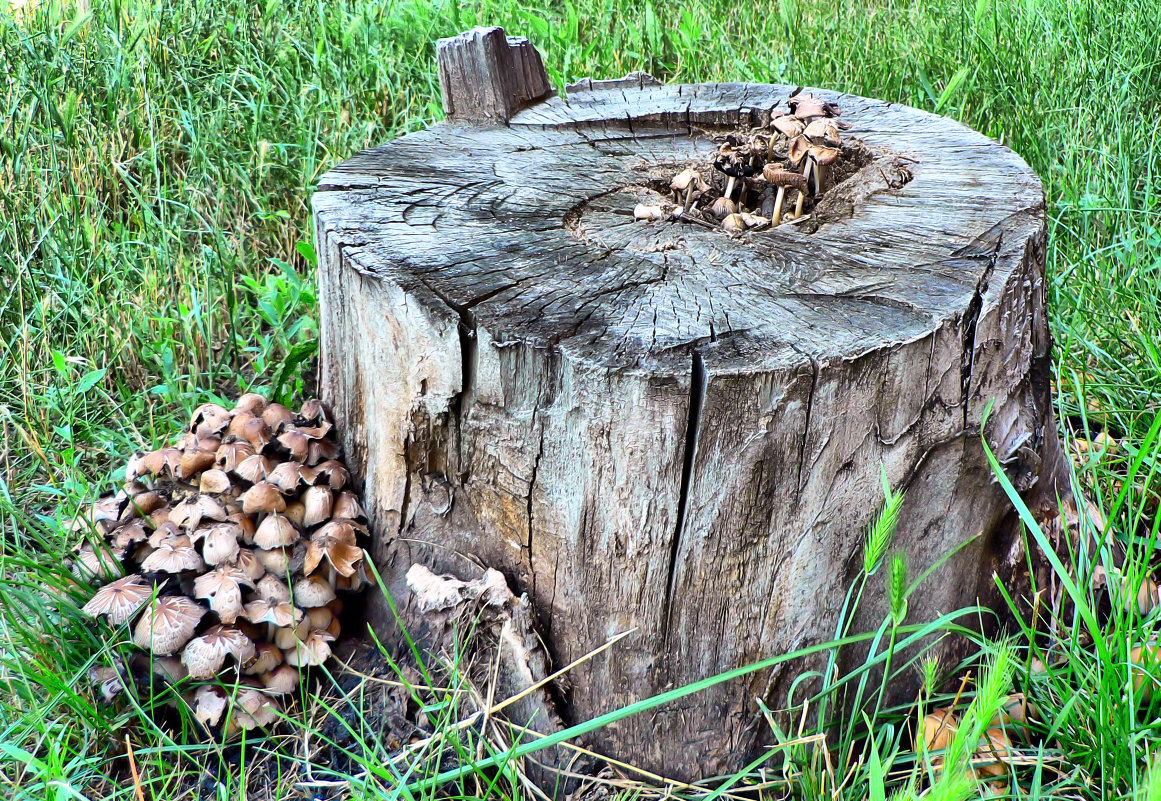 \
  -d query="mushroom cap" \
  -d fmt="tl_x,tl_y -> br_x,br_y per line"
133,595 -> 206,655
177,449 -> 216,480
669,167 -> 701,193
241,482 -> 286,516
256,573 -> 292,603
283,629 -> 335,667
304,533 -> 363,579
307,438 -> 340,466
244,597 -> 303,628
193,564 -> 254,623
804,118 -> 842,147
312,461 -> 349,491
169,494 -> 228,532
253,514 -> 300,550
193,685 -> 229,727
293,575 -> 337,608
241,416 -> 272,451
721,213 -> 747,233
198,469 -> 232,495
710,197 -> 736,220
301,486 -> 333,528
298,399 -> 331,426
306,606 -> 333,630
261,664 -> 300,695
267,461 -> 310,493
261,403 -> 294,431
141,538 -> 205,574
191,403 -> 232,438
234,454 -> 274,485
146,523 -> 184,548
277,429 -> 309,461
233,393 -> 268,416
215,441 -> 255,472
332,491 -> 365,521
123,491 -> 166,520
181,625 -> 256,679
243,641 -> 284,675
283,501 -> 306,527
82,574 -> 153,625
202,525 -> 242,566
788,92 -> 840,119
787,135 -> 811,167
229,512 -> 257,544
233,687 -> 278,729
770,113 -> 805,138
808,143 -> 841,166
110,520 -> 150,550
762,165 -> 809,192
255,546 -> 291,577
234,548 -> 265,582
